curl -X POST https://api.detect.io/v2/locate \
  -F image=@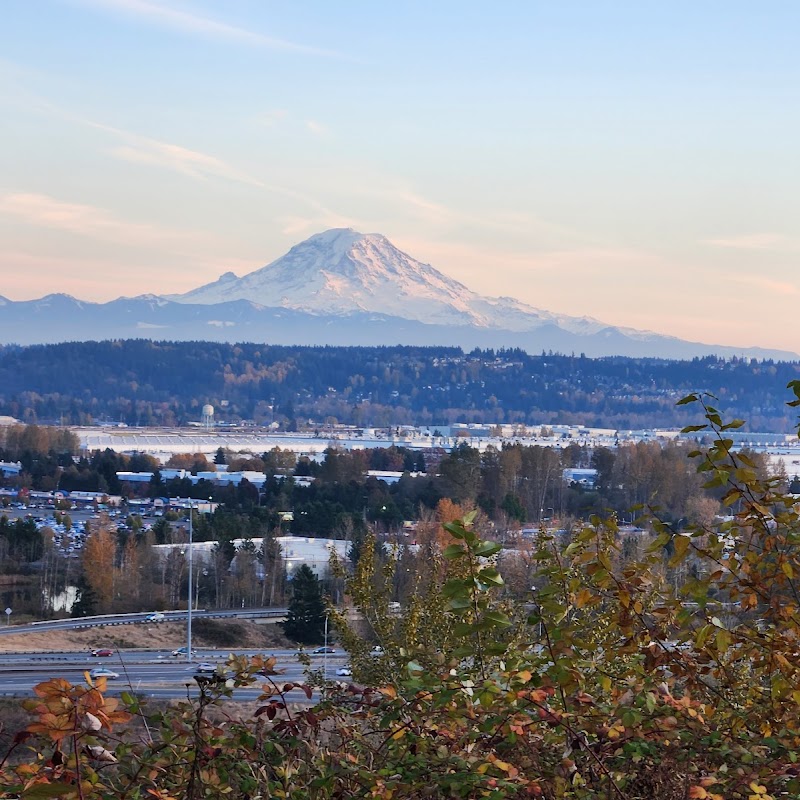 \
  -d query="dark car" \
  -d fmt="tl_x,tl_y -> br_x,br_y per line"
172,646 -> 198,658
312,646 -> 335,654
91,648 -> 114,657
